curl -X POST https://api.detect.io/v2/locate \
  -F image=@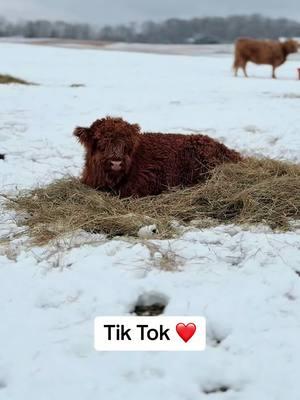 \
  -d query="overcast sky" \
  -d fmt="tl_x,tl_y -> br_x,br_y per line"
1,0 -> 300,25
